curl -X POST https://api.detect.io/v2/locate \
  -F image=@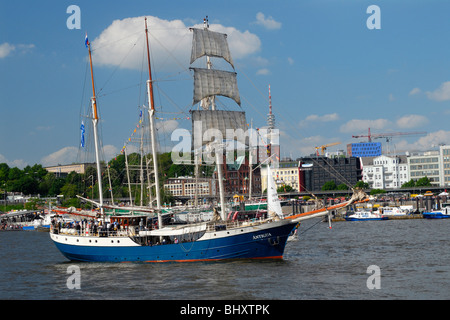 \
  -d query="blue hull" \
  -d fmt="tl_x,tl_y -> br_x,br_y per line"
423,213 -> 450,219
51,222 -> 296,262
